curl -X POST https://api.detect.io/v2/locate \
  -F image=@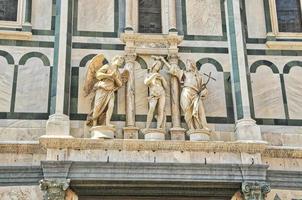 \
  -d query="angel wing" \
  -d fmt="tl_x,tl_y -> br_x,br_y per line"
83,54 -> 106,96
